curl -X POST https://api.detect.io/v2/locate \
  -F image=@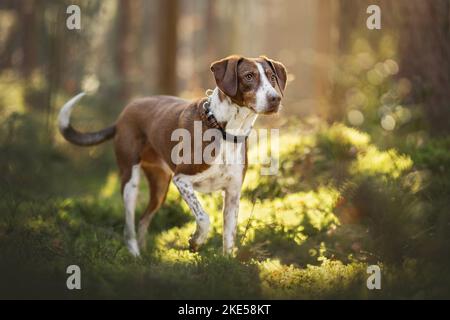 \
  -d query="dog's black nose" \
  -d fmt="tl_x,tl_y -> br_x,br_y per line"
269,94 -> 281,104
263,94 -> 281,114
